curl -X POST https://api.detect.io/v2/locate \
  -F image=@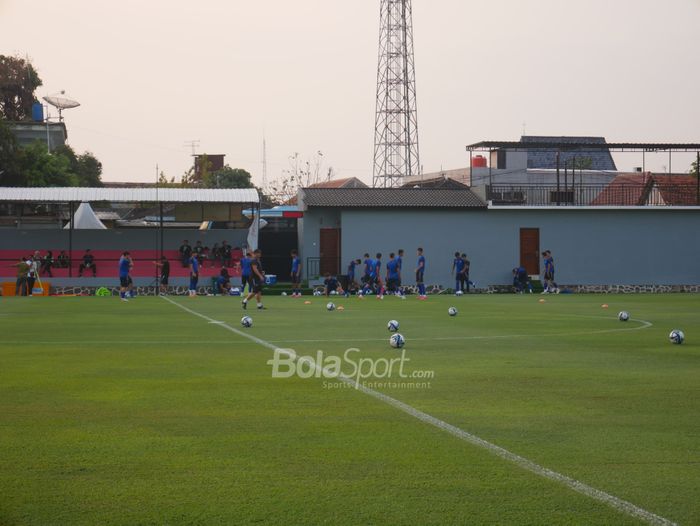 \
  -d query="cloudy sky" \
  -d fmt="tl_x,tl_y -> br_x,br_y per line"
2,0 -> 699,185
